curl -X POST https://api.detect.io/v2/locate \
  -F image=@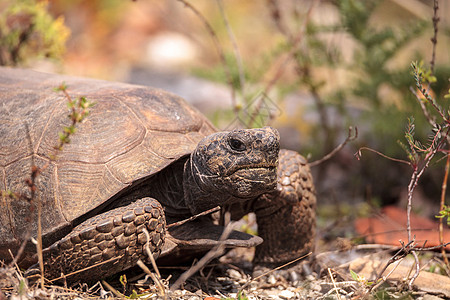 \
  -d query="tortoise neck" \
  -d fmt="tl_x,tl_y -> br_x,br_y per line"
183,154 -> 246,215
143,158 -> 191,220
